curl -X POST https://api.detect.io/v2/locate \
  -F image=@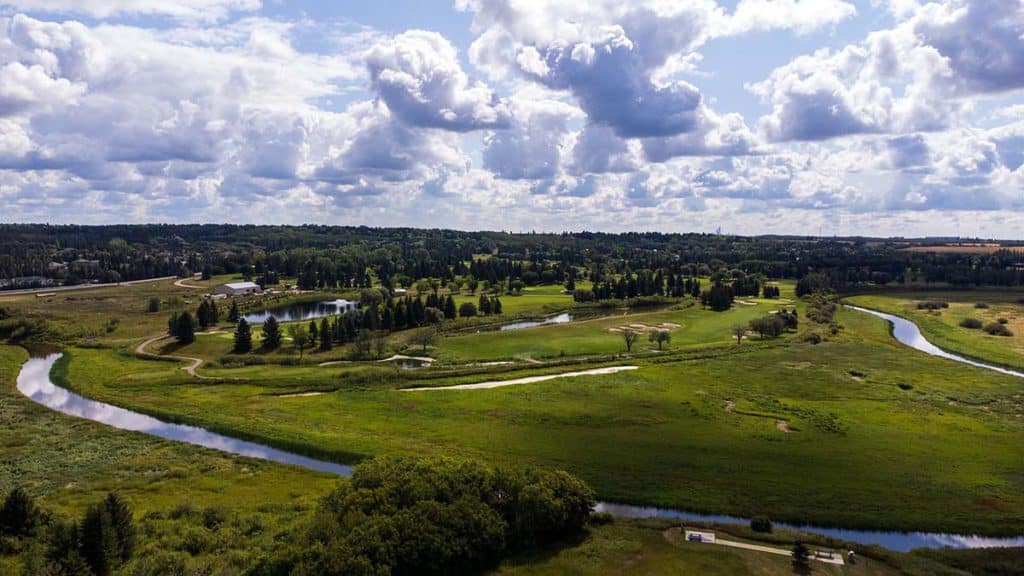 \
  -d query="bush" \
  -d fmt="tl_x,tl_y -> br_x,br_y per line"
959,318 -> 983,329
750,516 -> 772,533
917,301 -> 949,310
147,297 -> 161,313
998,317 -> 1009,325
983,322 -> 1014,337
975,302 -> 990,309
802,333 -> 822,345
898,383 -> 914,391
